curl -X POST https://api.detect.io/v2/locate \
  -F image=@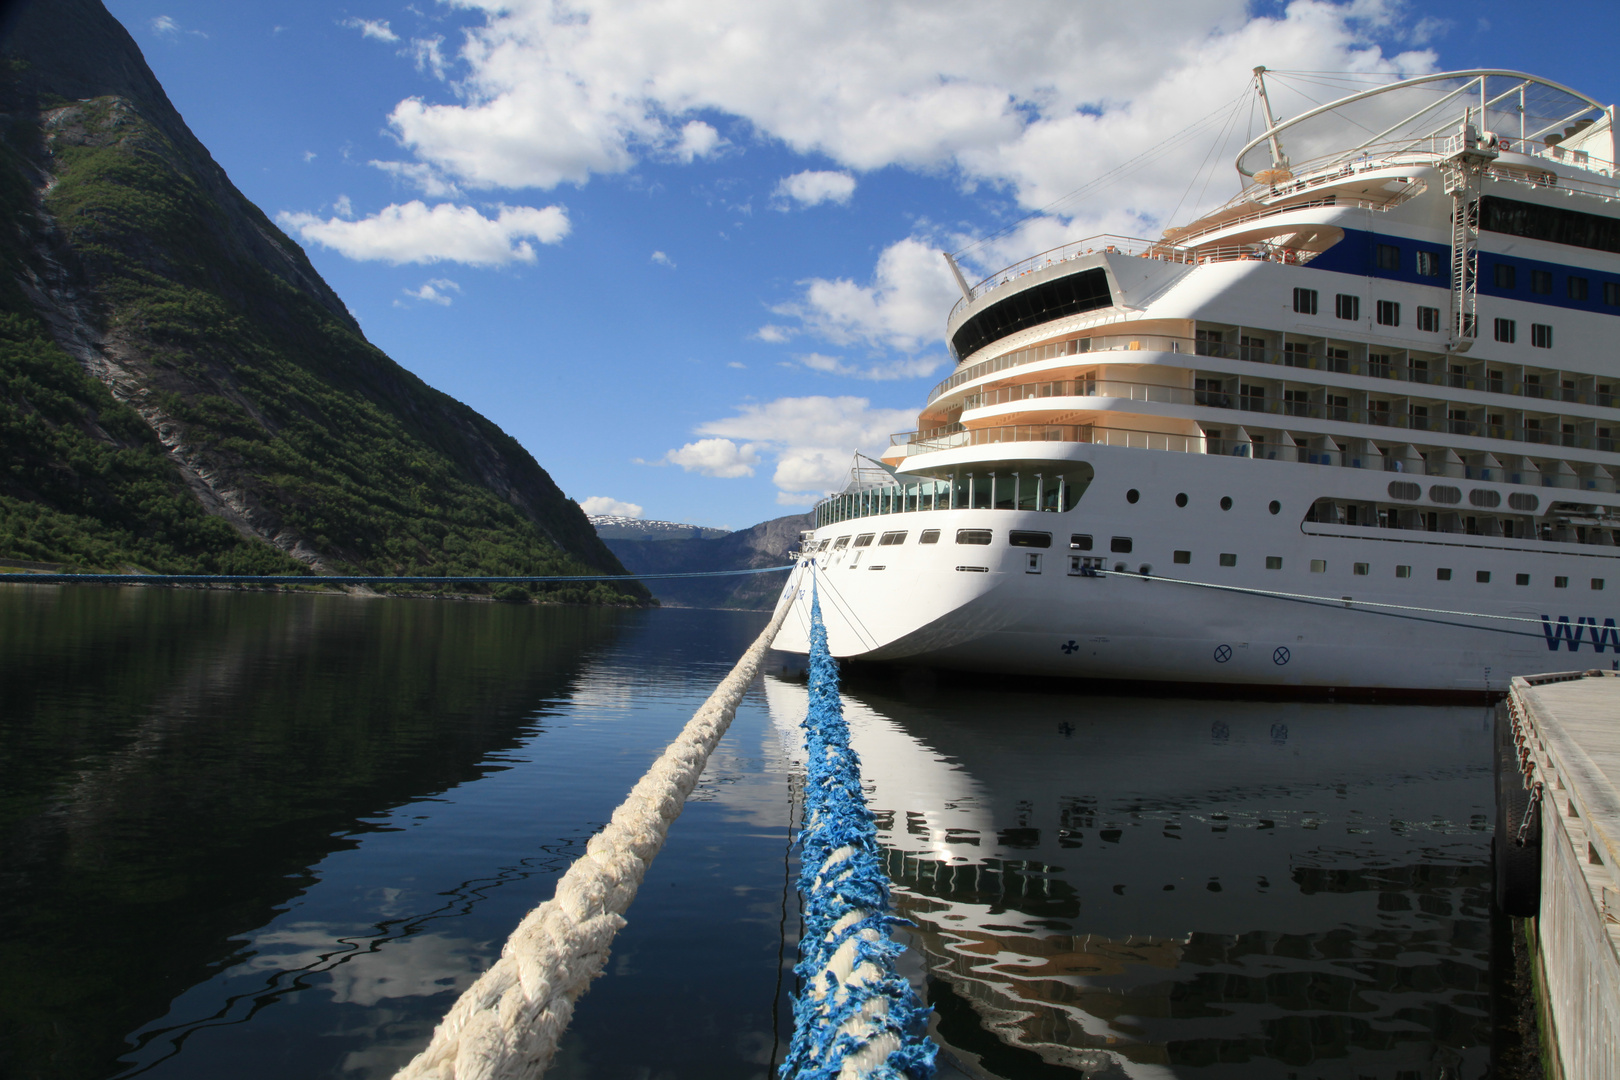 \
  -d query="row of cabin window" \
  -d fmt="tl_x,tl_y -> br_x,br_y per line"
1372,241 -> 1620,308
1491,262 -> 1620,304
826,529 -> 1127,551
1168,549 -> 1606,587
1297,288 -> 1556,347
1295,289 -> 1443,333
